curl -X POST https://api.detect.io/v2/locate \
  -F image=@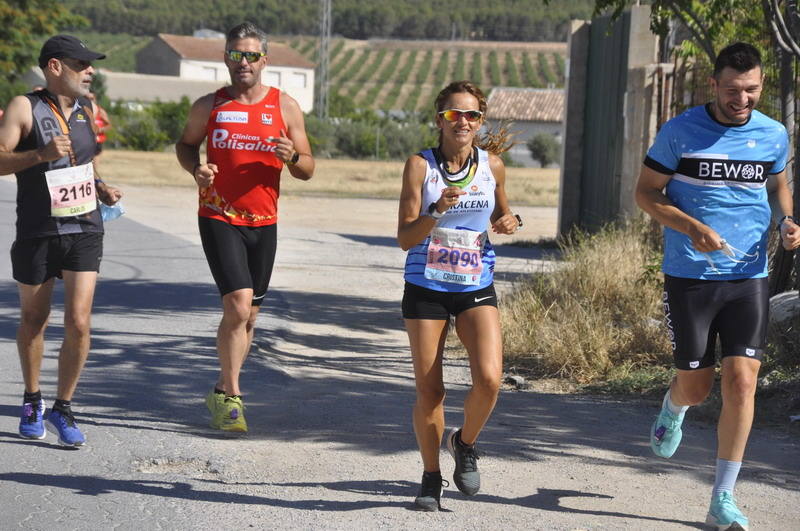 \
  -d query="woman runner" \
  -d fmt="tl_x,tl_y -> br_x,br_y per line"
397,80 -> 521,511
